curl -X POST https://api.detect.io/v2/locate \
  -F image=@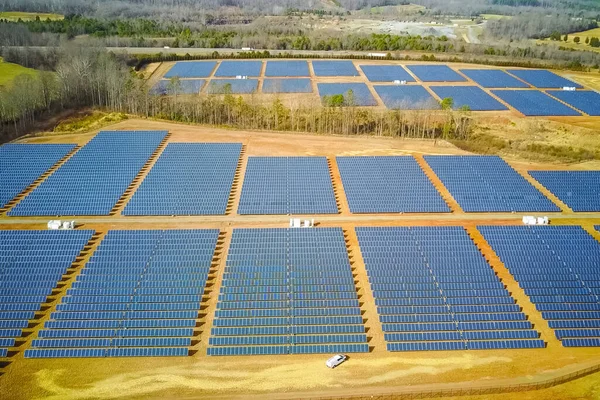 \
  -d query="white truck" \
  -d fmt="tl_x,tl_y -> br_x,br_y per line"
326,354 -> 347,368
